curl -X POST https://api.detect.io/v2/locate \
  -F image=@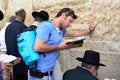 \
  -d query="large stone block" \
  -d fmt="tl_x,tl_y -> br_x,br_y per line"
59,49 -> 120,80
